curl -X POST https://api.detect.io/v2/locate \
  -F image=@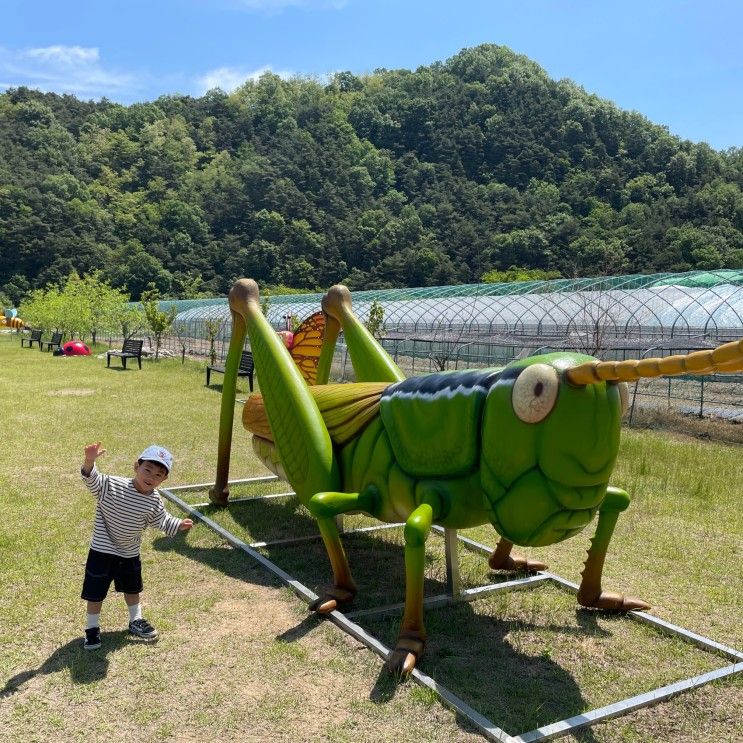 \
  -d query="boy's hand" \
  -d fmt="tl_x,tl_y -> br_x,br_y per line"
179,519 -> 194,531
84,441 -> 106,461
82,441 -> 106,475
